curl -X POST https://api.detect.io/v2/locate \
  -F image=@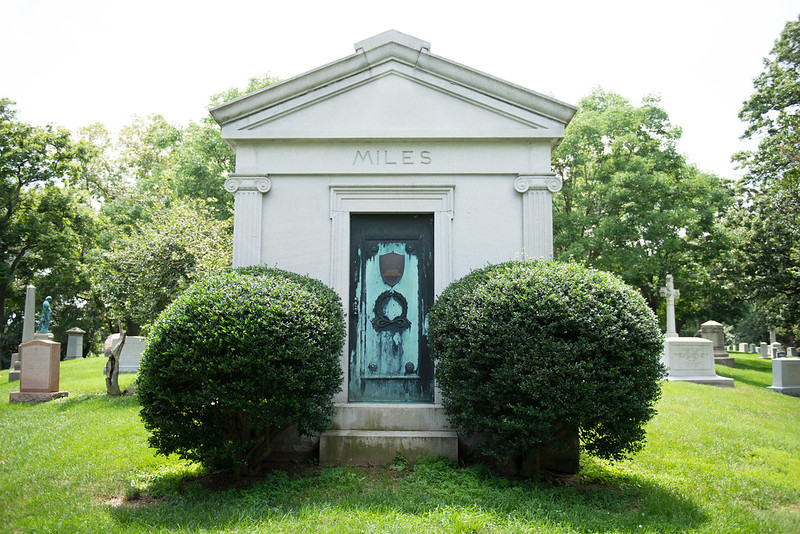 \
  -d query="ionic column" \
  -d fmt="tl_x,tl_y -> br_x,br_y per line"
224,174 -> 271,268
514,174 -> 562,258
